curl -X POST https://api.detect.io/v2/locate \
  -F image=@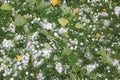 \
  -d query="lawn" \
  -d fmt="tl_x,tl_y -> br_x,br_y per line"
0,0 -> 120,80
